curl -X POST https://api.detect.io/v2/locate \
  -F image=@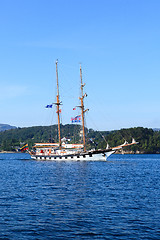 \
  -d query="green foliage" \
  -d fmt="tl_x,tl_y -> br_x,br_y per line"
0,125 -> 159,153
